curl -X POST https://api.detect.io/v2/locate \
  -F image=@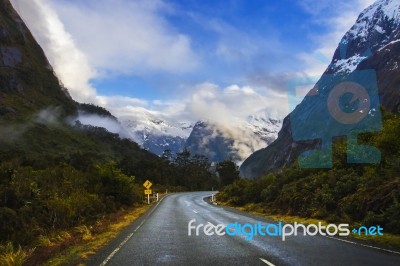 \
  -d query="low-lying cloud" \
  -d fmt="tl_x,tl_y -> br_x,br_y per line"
184,83 -> 287,124
73,113 -> 132,139
10,0 -> 97,103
